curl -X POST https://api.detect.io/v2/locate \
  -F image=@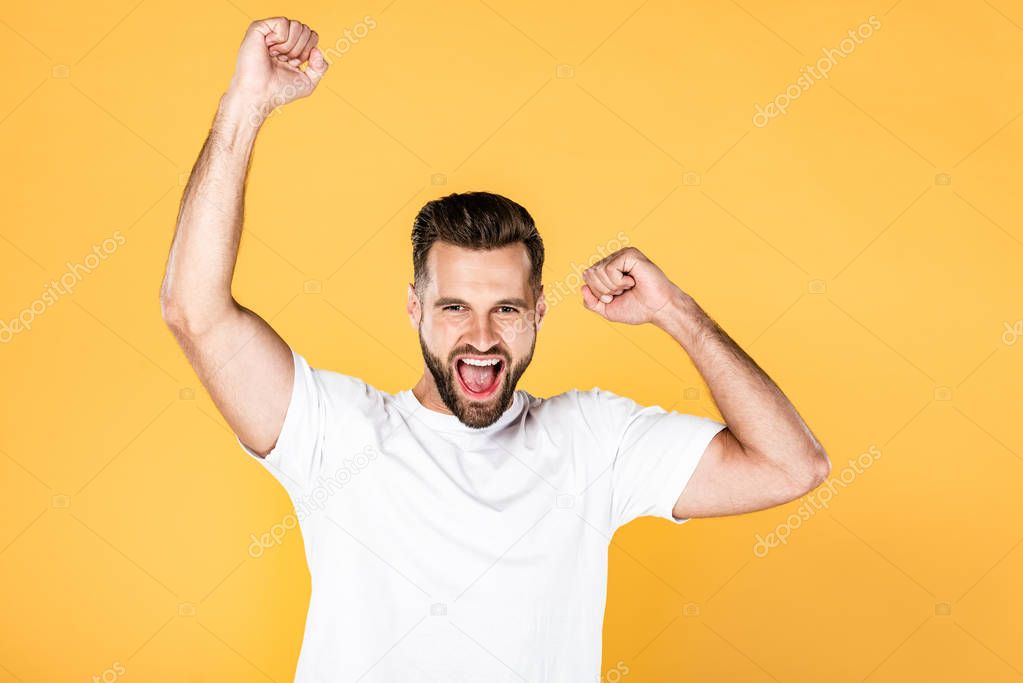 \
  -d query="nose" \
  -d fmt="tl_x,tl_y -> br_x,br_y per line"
465,312 -> 501,354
